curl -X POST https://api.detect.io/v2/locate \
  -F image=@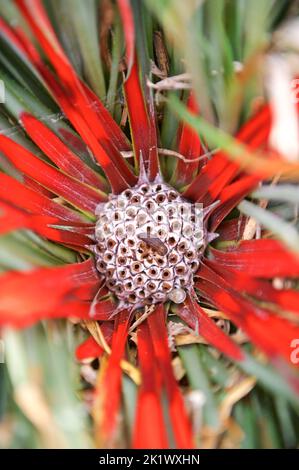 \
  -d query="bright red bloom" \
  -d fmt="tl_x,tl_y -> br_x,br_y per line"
0,0 -> 299,448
